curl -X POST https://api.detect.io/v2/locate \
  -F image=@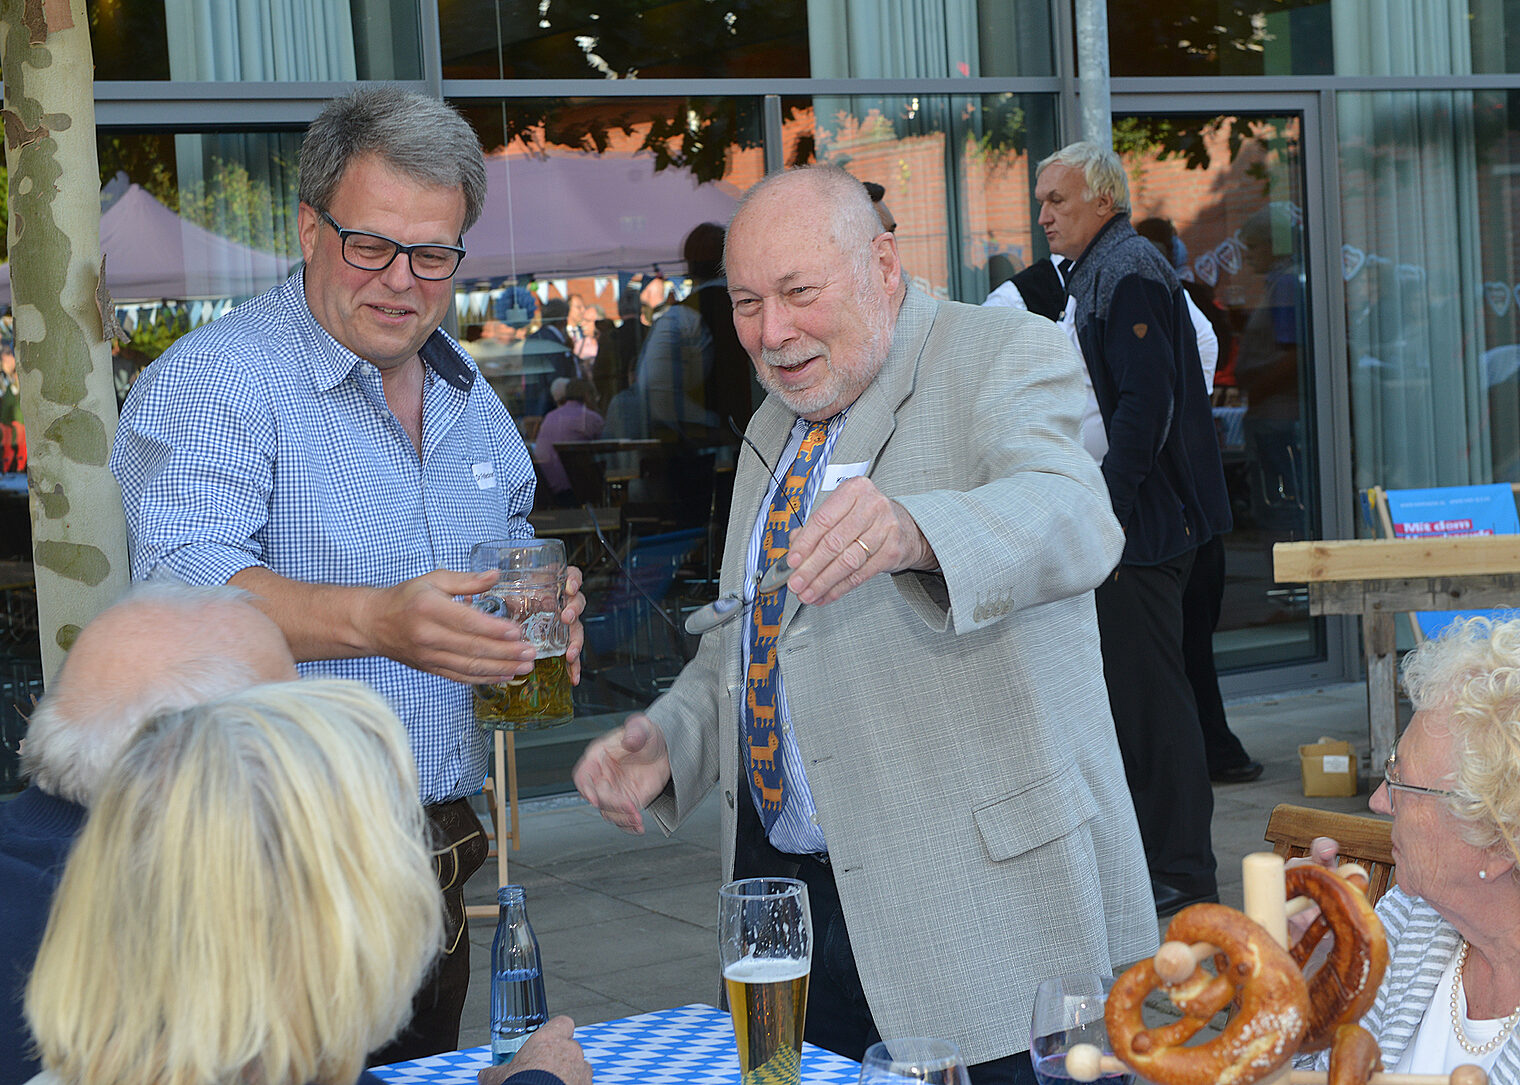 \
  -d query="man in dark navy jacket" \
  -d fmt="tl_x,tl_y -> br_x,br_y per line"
1035,141 -> 1232,917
